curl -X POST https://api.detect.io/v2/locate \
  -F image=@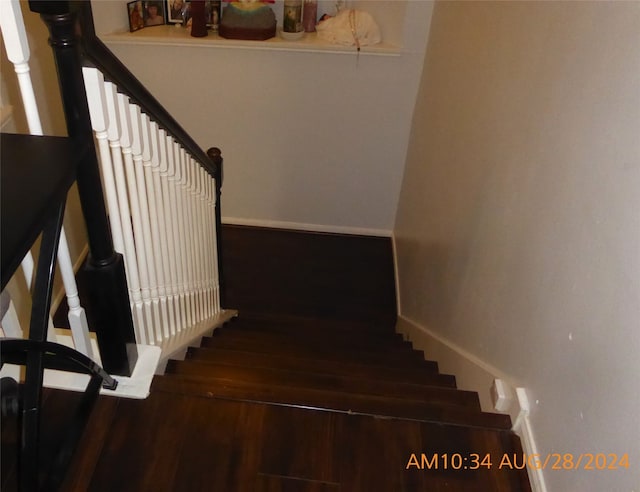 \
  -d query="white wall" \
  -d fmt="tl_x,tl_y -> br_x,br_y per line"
92,0 -> 433,235
394,2 -> 640,491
